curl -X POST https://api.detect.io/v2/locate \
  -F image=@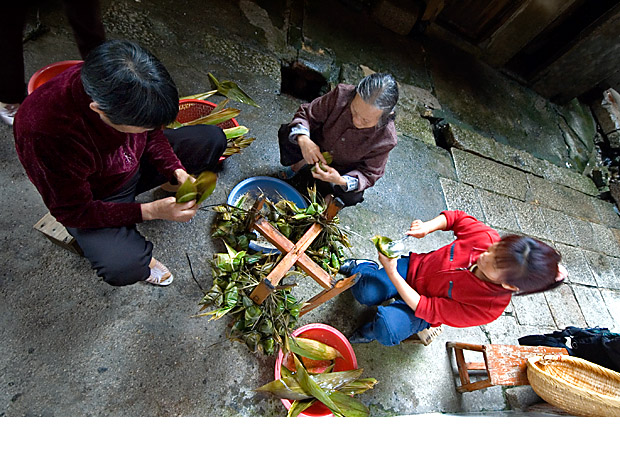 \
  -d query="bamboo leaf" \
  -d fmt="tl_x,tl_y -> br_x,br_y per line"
292,354 -> 343,415
328,390 -> 370,417
371,235 -> 399,258
287,399 -> 316,417
208,73 -> 260,107
254,375 -> 311,401
195,171 -> 217,205
180,90 -> 218,100
223,126 -> 249,140
175,178 -> 198,202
